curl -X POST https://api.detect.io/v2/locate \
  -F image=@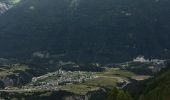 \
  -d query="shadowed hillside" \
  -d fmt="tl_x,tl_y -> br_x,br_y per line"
0,0 -> 170,63
139,64 -> 170,100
